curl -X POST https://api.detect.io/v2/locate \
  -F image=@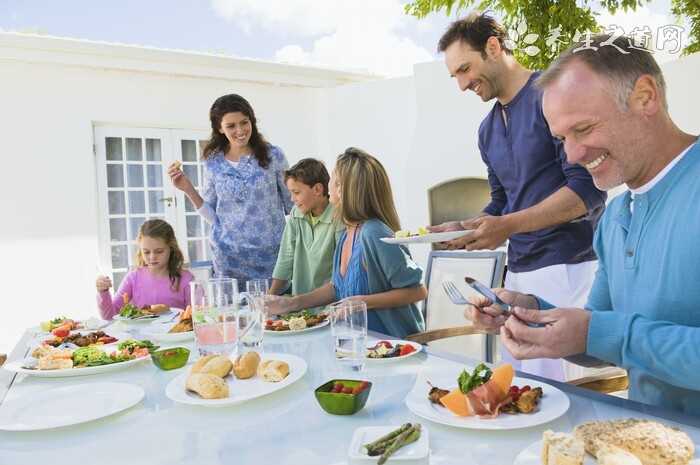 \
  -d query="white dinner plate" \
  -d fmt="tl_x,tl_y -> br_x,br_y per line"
0,382 -> 144,431
264,317 -> 330,335
141,320 -> 194,343
3,354 -> 150,378
166,352 -> 307,407
404,369 -> 569,430
380,230 -> 473,245
348,425 -> 429,463
112,314 -> 161,323
365,340 -> 422,363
